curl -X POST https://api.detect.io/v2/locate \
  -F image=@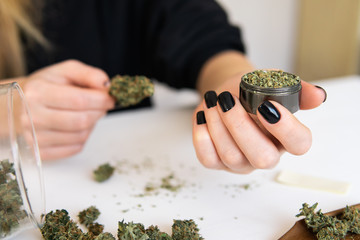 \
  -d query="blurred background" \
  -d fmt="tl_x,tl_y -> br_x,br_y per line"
217,0 -> 360,81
